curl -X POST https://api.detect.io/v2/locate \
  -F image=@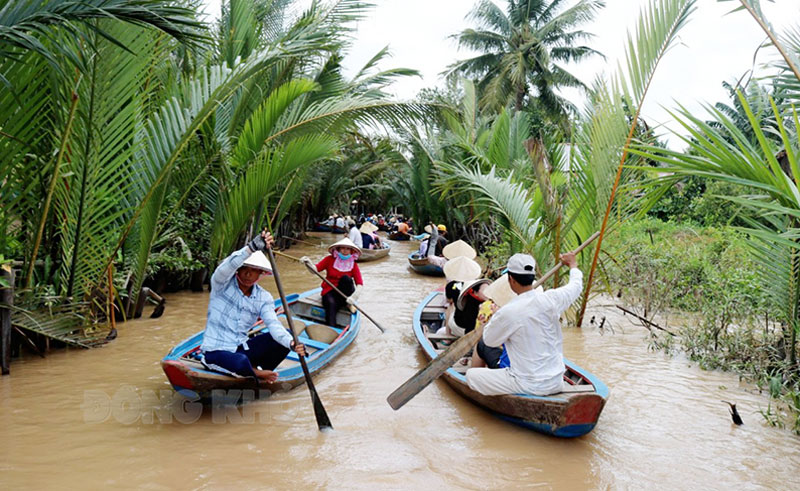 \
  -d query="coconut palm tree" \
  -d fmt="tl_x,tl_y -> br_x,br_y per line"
430,0 -> 698,326
445,0 -> 605,124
